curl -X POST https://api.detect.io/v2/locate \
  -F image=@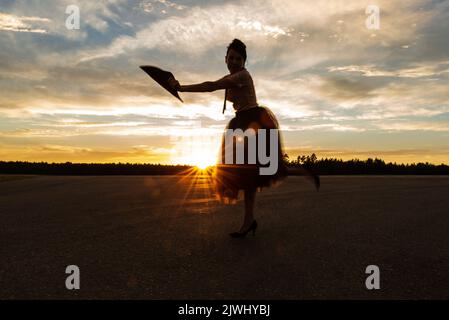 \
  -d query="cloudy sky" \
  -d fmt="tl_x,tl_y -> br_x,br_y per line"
0,0 -> 448,165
